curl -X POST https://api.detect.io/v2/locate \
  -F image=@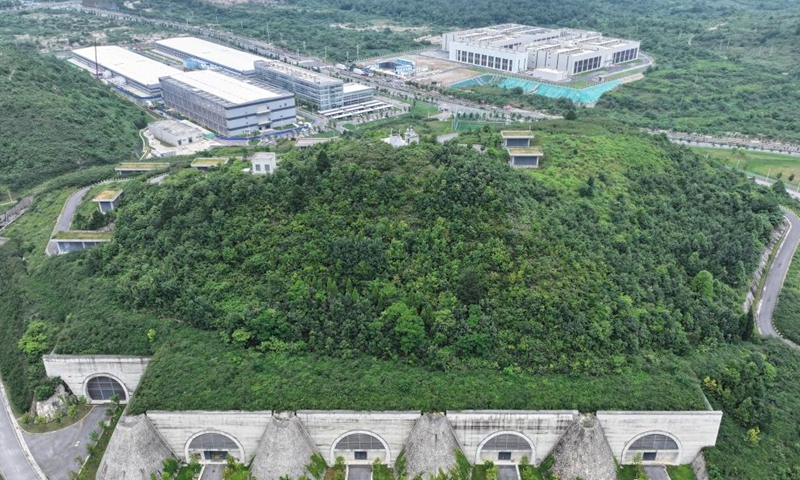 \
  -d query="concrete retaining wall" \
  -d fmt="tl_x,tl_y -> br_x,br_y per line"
447,410 -> 578,465
42,355 -> 150,404
147,411 -> 272,463
597,411 -> 722,465
297,410 -> 421,466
